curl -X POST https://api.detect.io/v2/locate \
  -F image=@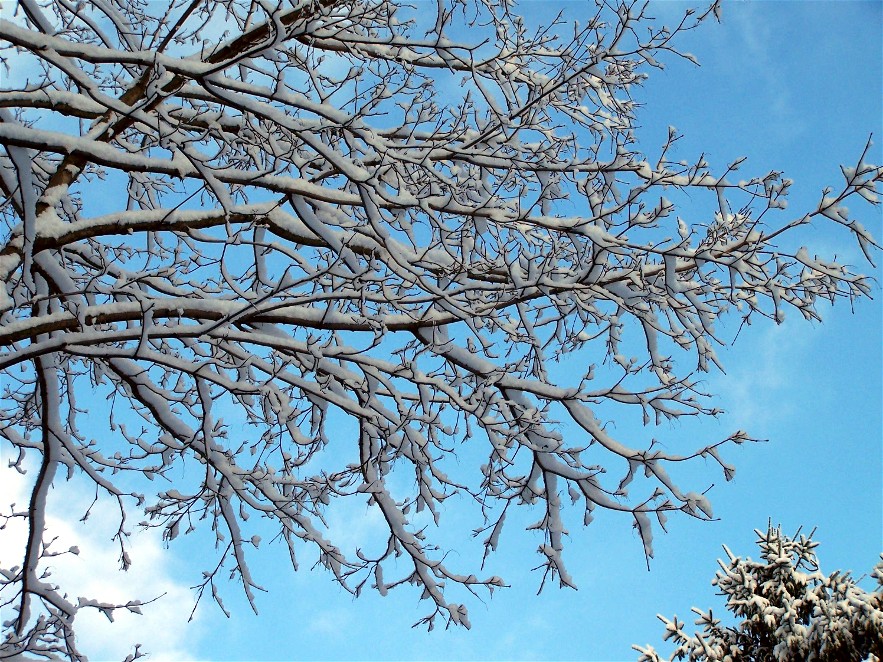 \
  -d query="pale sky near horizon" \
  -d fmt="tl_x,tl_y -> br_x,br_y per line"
0,1 -> 881,661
